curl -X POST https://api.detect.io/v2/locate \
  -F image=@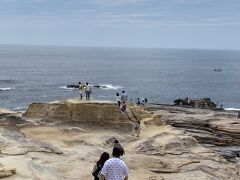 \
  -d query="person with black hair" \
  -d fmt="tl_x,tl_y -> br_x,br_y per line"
85,82 -> 92,100
115,93 -> 121,107
120,90 -> 127,103
78,82 -> 84,100
132,121 -> 141,137
113,140 -> 125,156
92,152 -> 110,180
99,147 -> 128,180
